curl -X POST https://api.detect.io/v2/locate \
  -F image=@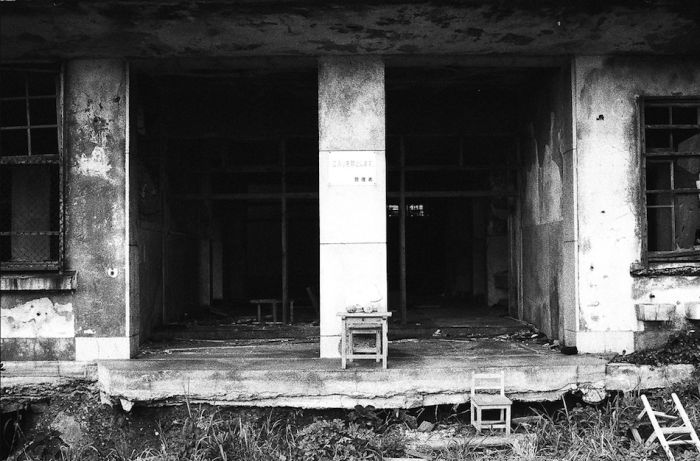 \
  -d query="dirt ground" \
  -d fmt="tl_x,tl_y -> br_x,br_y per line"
2,376 -> 700,461
2,331 -> 699,460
